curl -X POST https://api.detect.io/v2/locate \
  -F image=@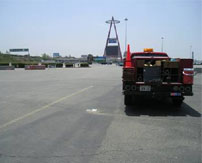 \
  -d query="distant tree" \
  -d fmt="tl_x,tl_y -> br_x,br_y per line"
87,54 -> 93,64
41,53 -> 51,60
